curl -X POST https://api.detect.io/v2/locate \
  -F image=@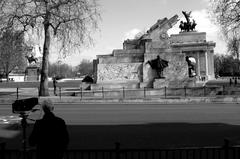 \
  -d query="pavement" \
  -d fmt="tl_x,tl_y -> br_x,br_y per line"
0,85 -> 240,104
1,94 -> 240,104
2,103 -> 240,149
